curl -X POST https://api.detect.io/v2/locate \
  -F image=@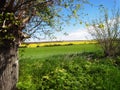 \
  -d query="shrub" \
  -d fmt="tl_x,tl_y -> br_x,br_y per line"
19,45 -> 27,48
17,54 -> 120,90
36,45 -> 40,48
